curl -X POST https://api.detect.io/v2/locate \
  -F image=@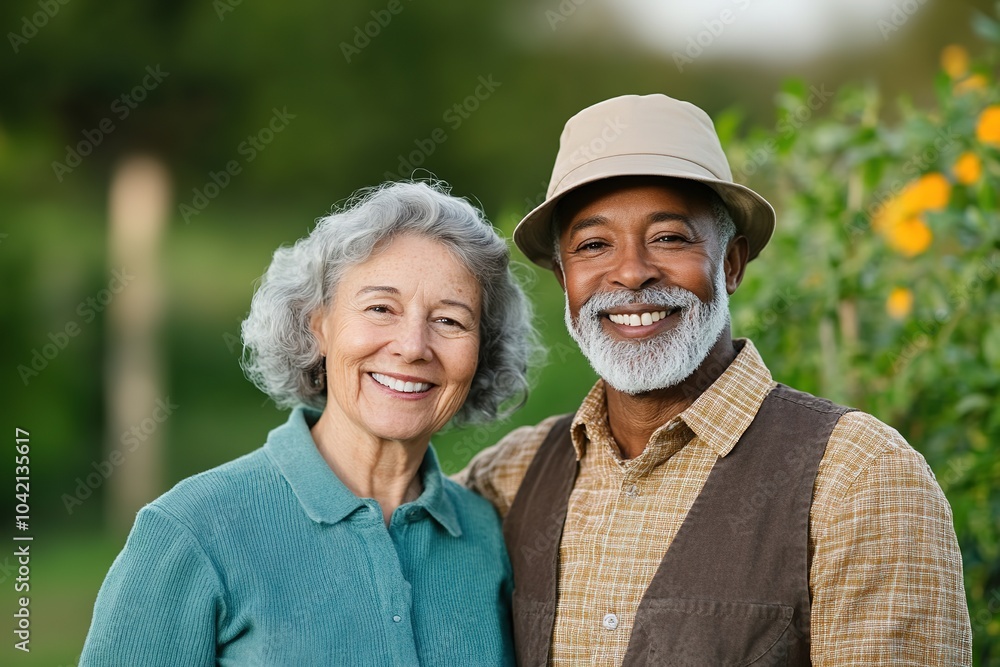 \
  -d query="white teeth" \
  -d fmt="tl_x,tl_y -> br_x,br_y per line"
609,310 -> 669,327
371,373 -> 431,393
